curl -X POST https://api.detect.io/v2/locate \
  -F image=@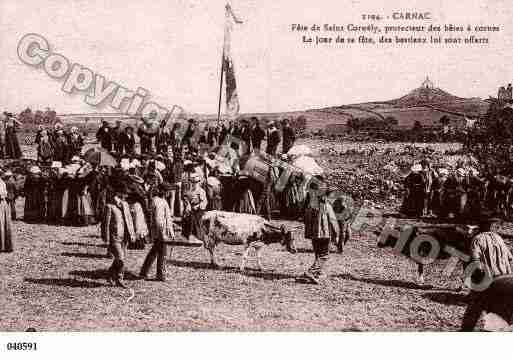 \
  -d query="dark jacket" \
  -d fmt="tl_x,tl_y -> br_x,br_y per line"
282,126 -> 296,153
96,126 -> 112,151
120,132 -> 136,155
251,125 -> 265,150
